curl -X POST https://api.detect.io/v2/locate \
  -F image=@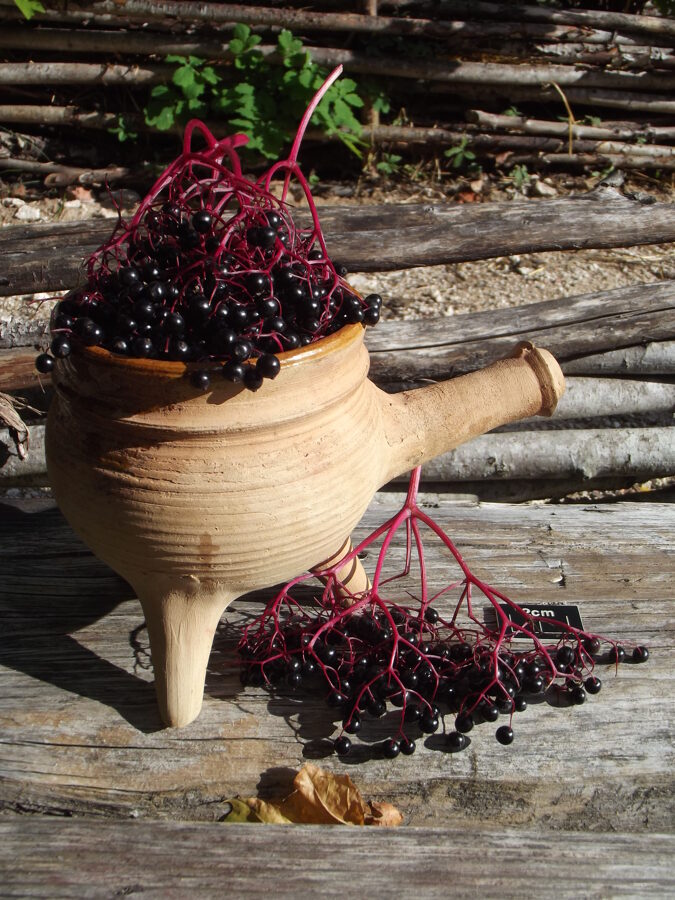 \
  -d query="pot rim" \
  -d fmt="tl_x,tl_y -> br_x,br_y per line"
73,322 -> 365,375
